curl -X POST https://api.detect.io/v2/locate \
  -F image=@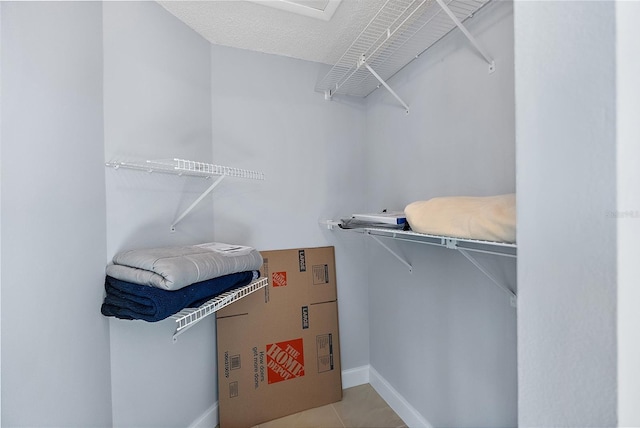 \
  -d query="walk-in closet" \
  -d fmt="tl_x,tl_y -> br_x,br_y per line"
1,1 -> 638,427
